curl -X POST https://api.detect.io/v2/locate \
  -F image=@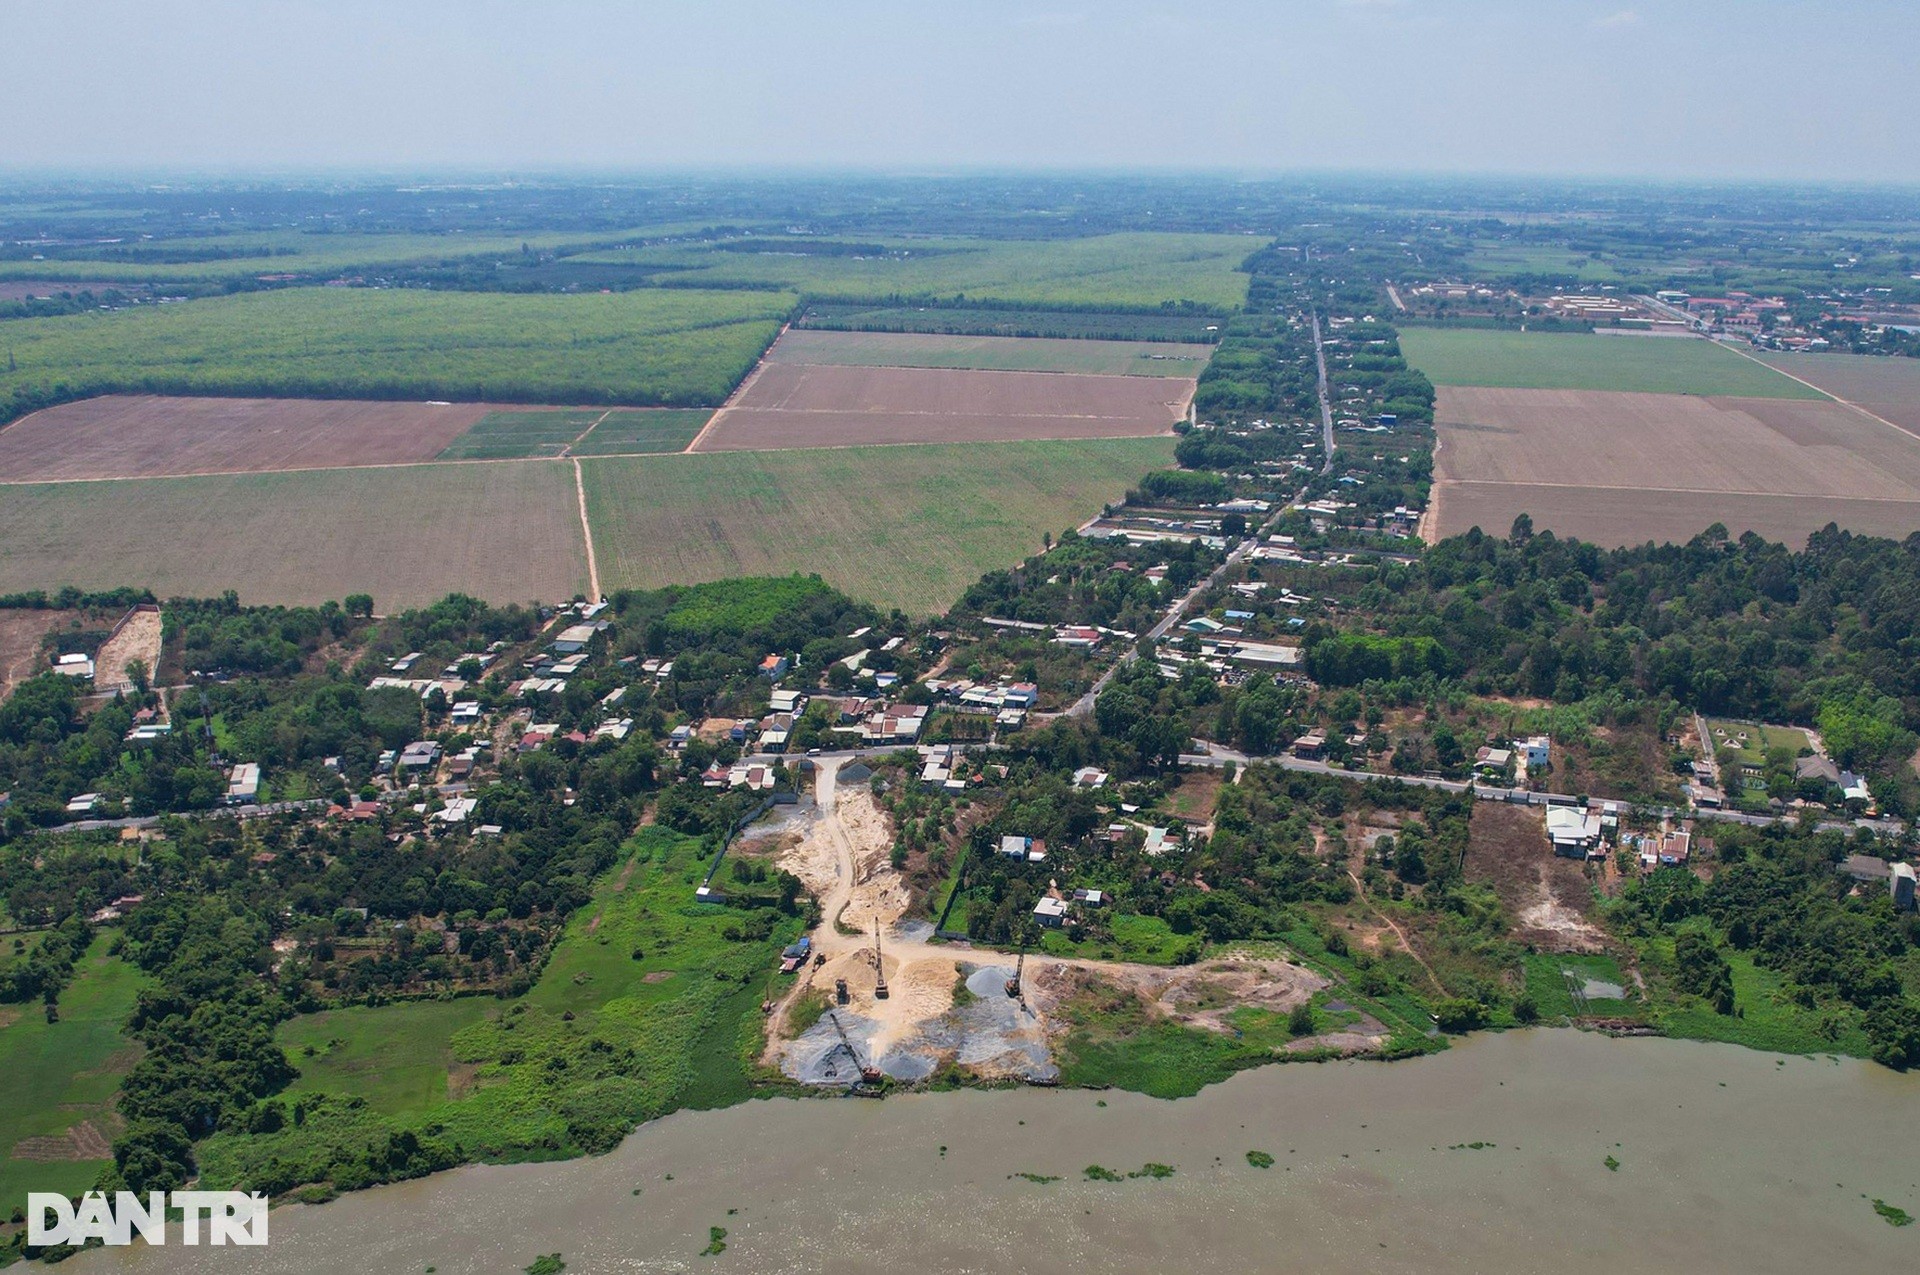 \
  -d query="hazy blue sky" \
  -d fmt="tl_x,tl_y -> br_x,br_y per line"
9,0 -> 1918,180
